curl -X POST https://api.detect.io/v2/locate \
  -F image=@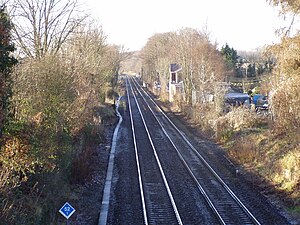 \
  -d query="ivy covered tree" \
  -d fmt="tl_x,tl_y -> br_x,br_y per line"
0,4 -> 17,138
